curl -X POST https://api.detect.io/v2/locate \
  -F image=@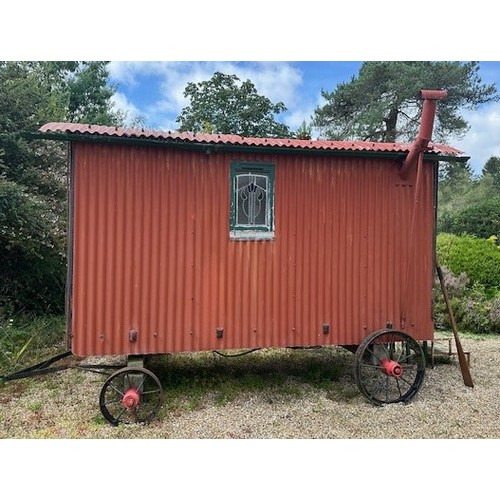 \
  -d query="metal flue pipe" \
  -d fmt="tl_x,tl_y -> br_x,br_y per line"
400,89 -> 448,178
